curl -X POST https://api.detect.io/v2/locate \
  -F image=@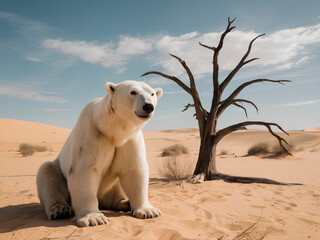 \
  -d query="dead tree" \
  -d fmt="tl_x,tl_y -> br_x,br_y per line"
142,18 -> 297,185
